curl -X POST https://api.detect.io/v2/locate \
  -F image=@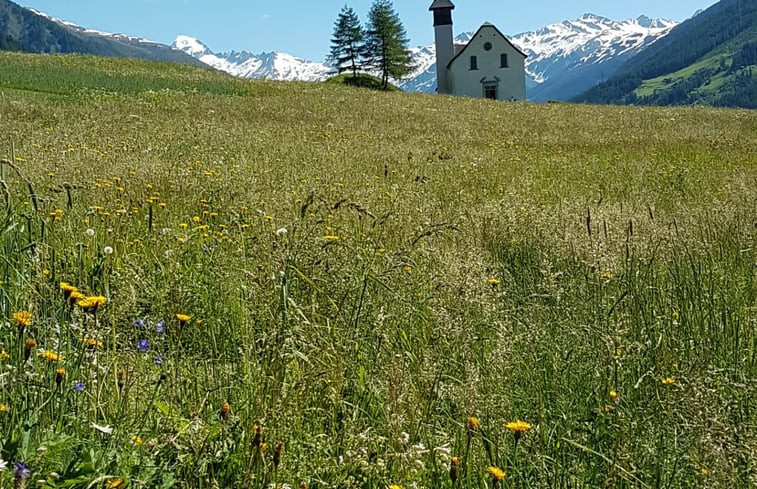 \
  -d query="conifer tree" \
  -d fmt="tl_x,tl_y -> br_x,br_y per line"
363,0 -> 412,90
327,6 -> 364,79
